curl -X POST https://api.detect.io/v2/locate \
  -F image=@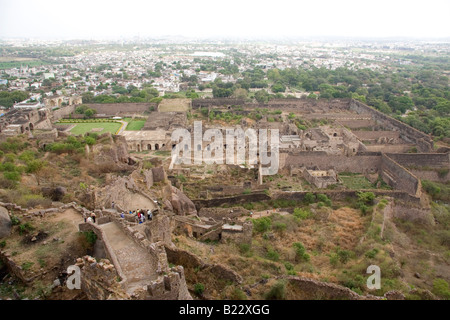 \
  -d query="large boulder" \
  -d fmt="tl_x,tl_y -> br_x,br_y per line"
0,206 -> 12,239
170,186 -> 197,216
